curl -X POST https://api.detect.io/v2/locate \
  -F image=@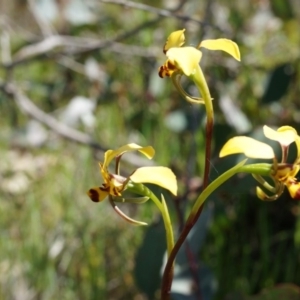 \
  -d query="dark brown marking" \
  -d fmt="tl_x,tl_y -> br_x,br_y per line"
88,189 -> 100,202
